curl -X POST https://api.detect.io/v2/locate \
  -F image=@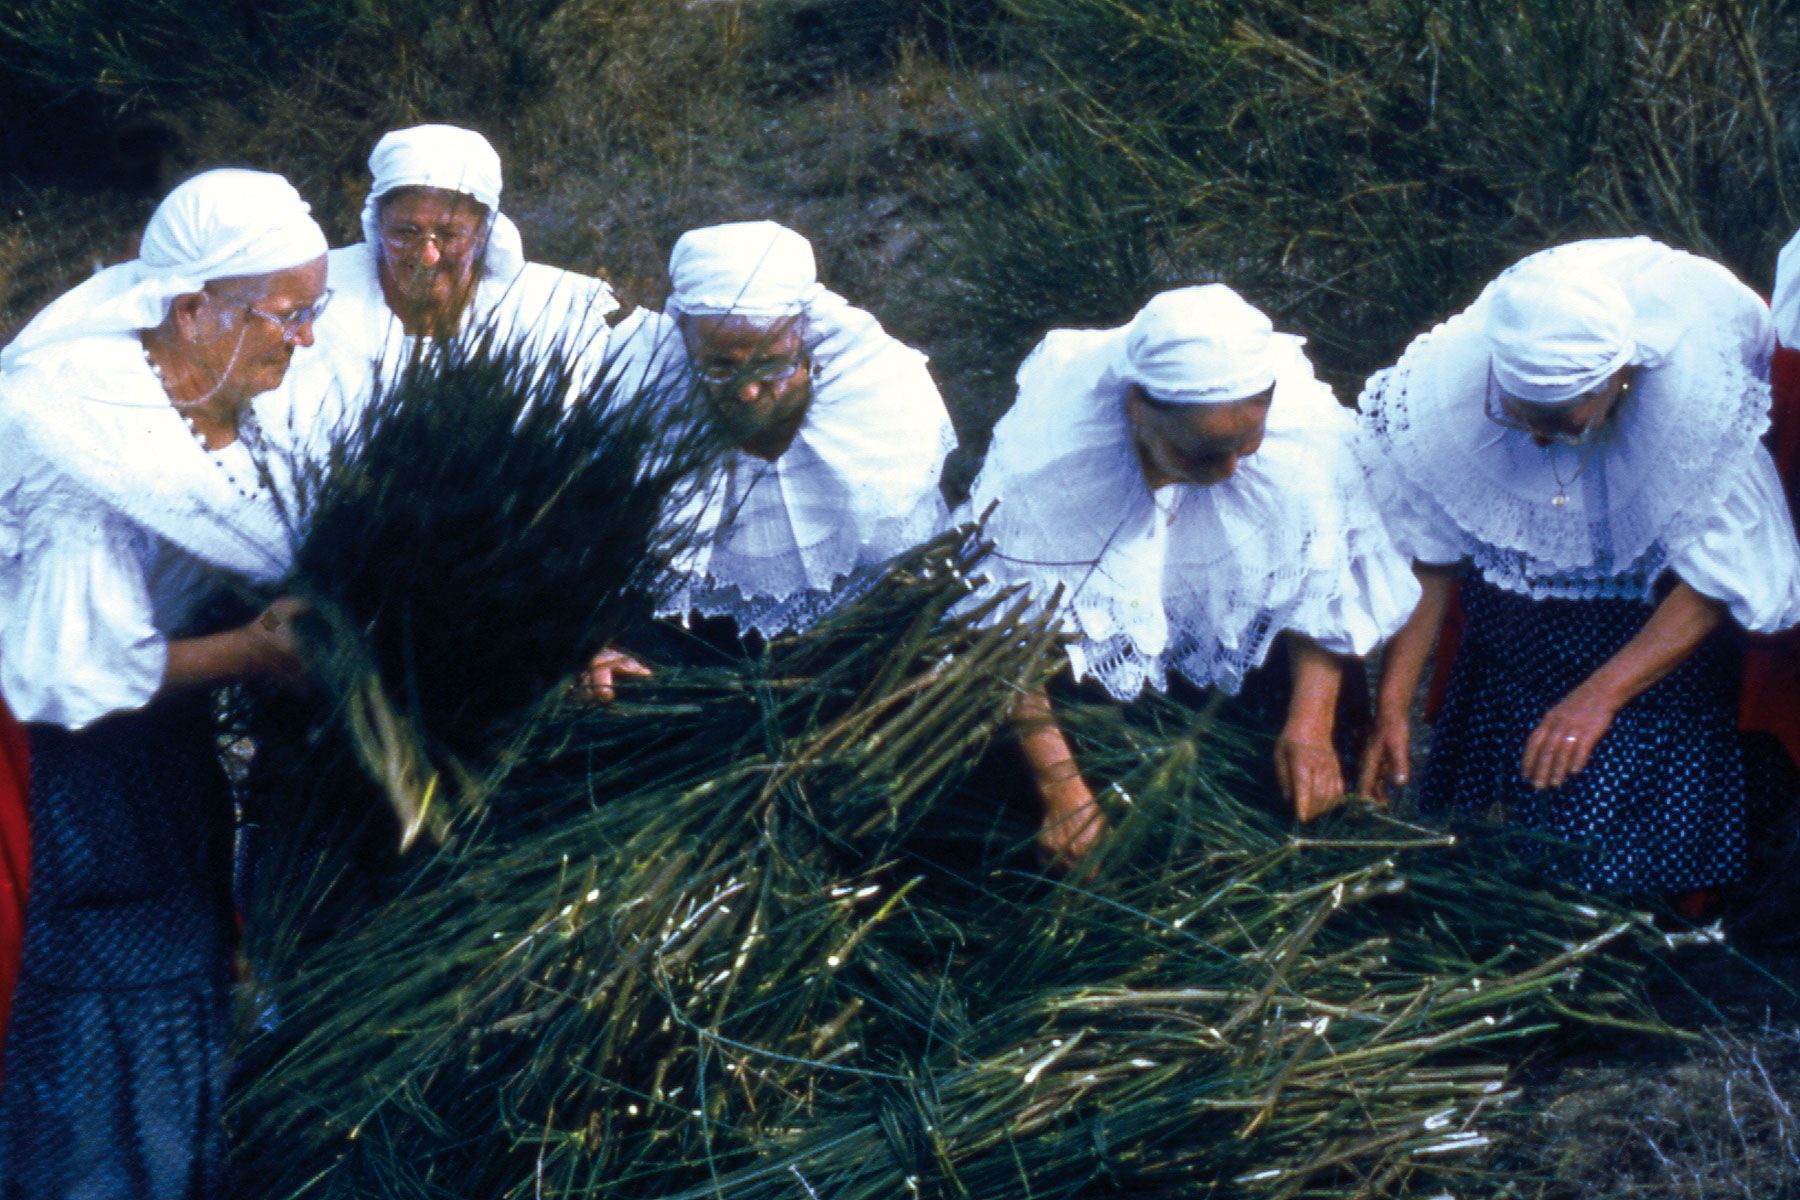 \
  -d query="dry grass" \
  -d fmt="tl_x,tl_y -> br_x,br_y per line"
1498,1025 -> 1800,1199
